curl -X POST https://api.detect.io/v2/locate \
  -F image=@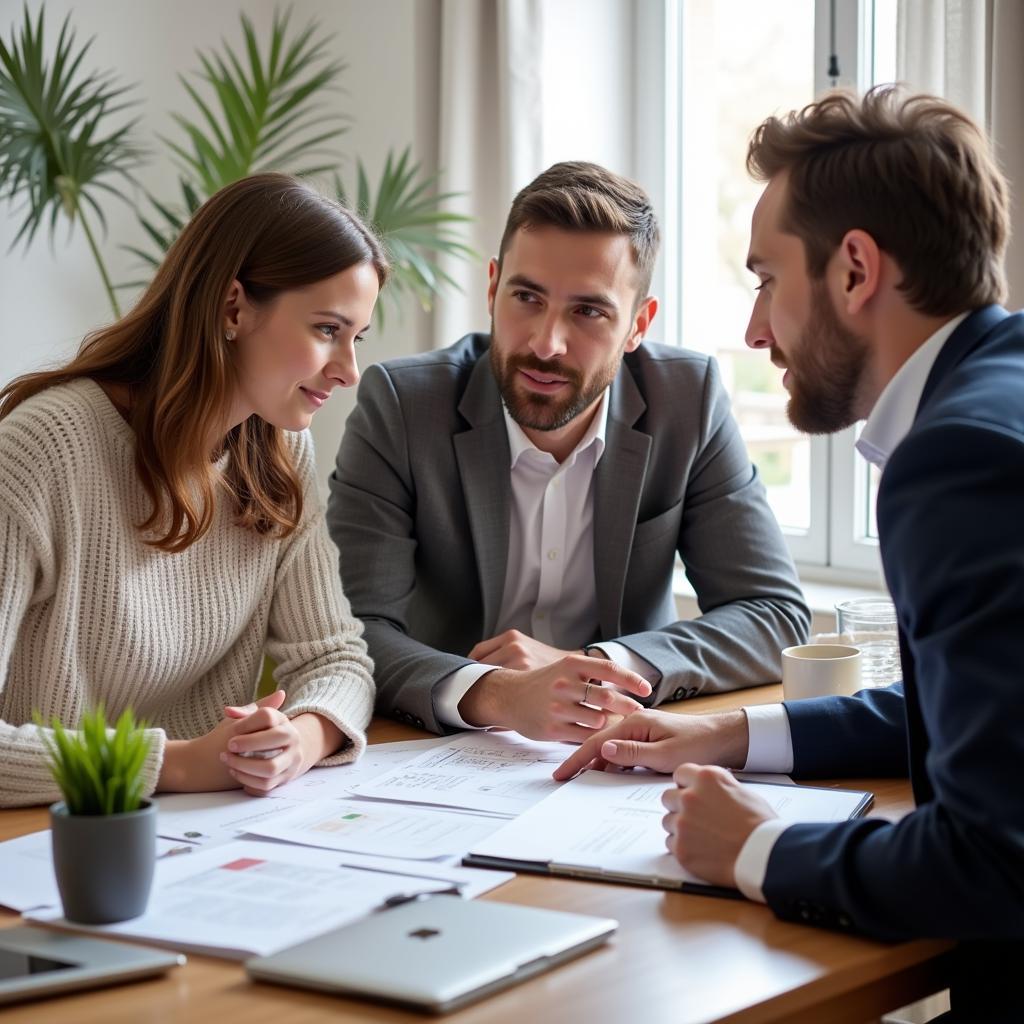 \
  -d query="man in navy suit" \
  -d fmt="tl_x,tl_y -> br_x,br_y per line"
556,86 -> 1024,1021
